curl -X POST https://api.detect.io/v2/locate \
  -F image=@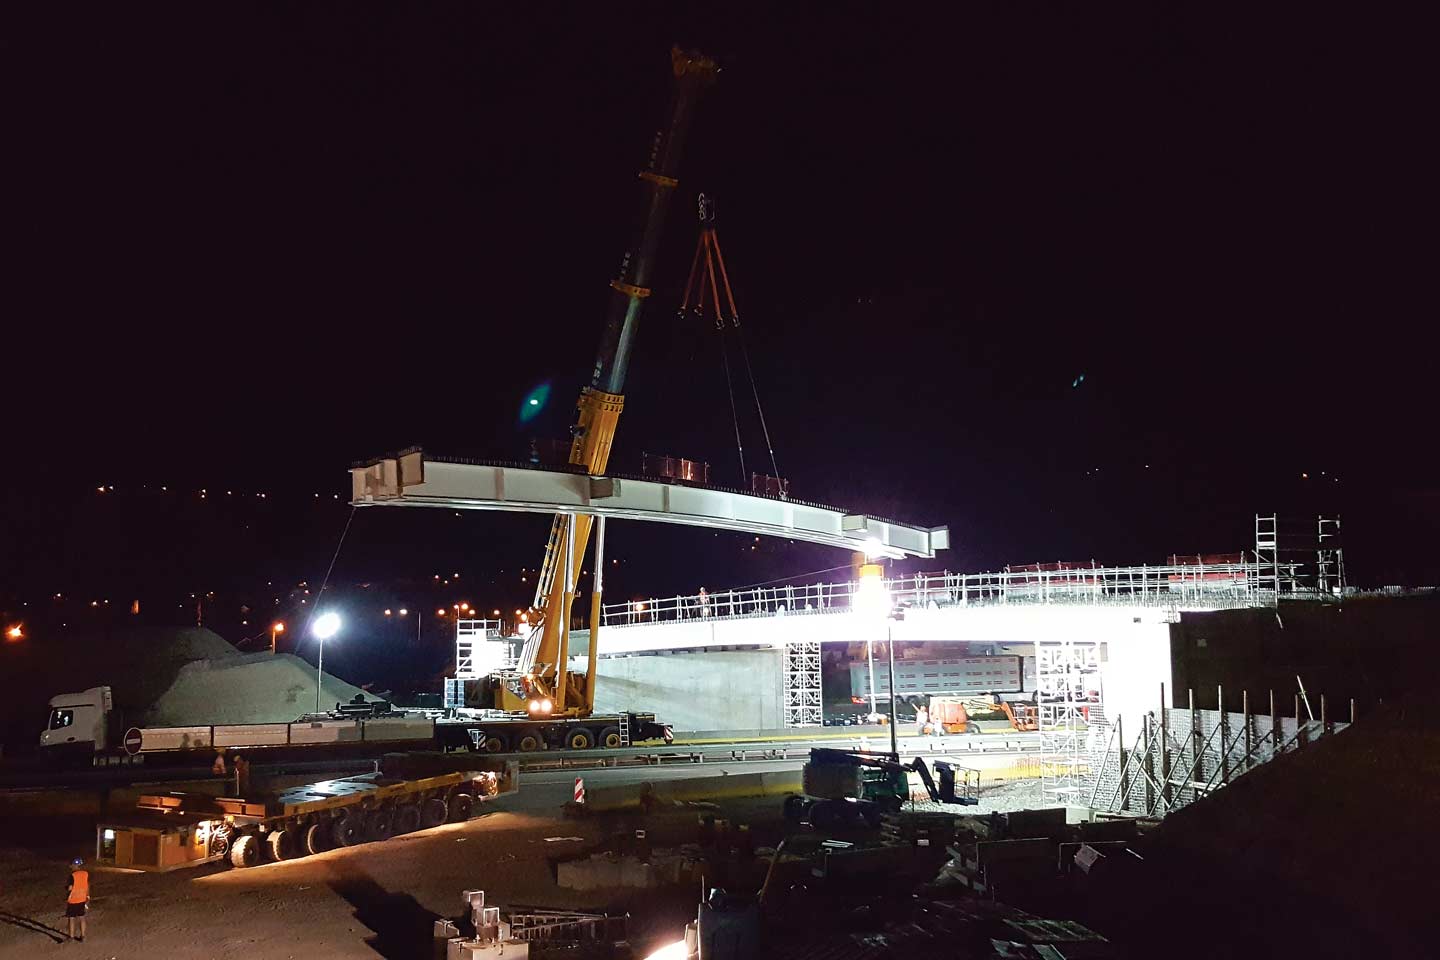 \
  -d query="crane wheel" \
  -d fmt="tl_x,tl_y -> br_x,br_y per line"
482,734 -> 507,754
229,833 -> 260,869
266,828 -> 298,861
331,815 -> 363,848
304,821 -> 332,856
448,792 -> 475,822
366,808 -> 395,842
393,803 -> 422,835
565,728 -> 594,751
515,733 -> 542,753
598,726 -> 623,749
420,798 -> 449,829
